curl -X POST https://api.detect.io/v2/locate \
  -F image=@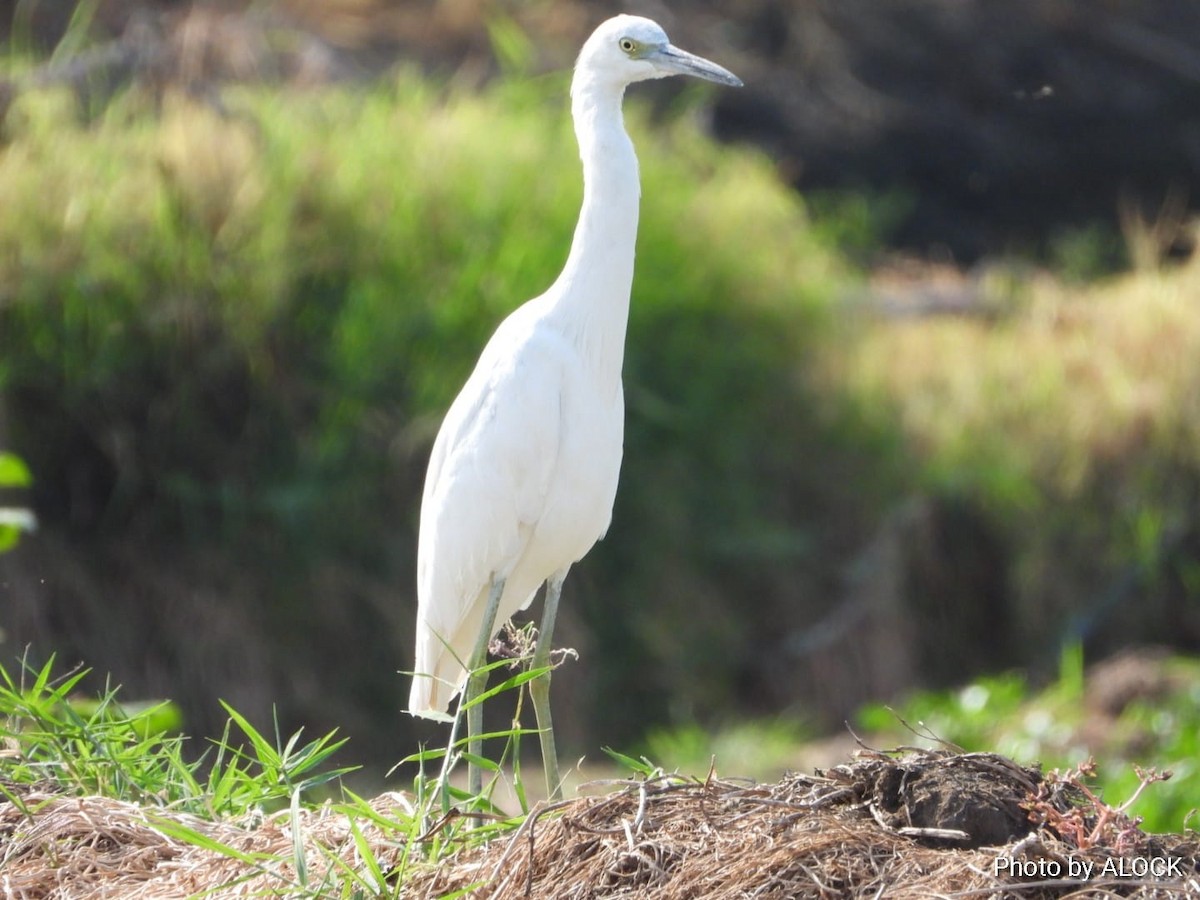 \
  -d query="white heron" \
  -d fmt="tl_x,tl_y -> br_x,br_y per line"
407,15 -> 741,801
